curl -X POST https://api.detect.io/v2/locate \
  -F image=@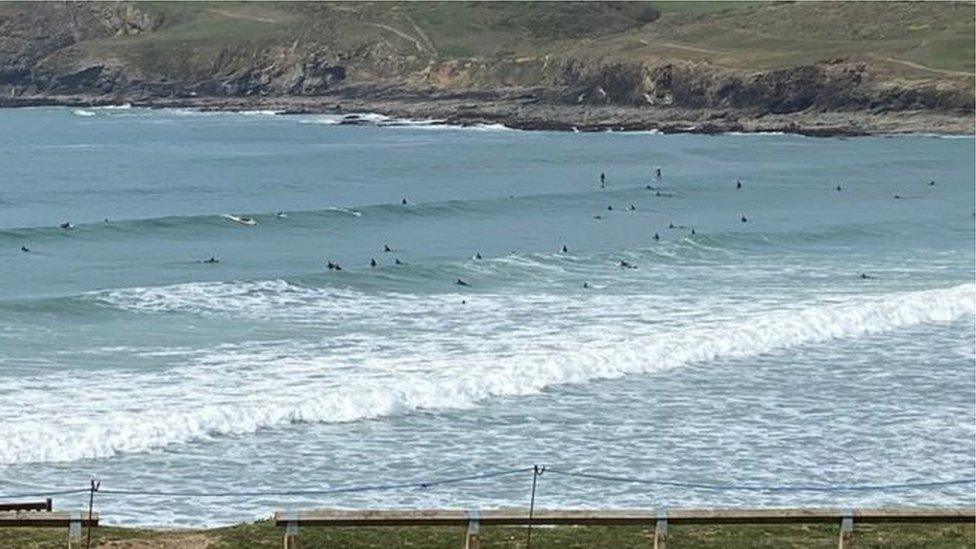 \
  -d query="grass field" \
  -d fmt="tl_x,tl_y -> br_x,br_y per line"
2,519 -> 974,548
12,1 -> 969,83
